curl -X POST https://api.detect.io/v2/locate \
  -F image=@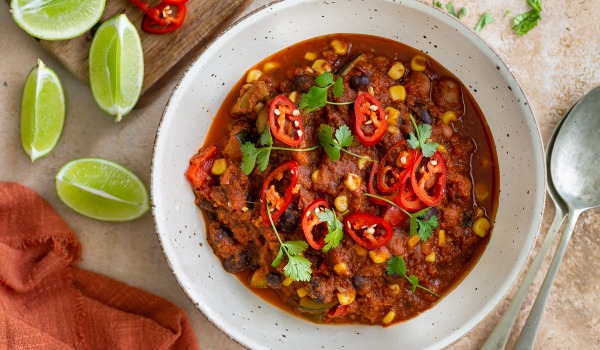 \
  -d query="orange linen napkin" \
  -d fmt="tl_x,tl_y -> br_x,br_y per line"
0,182 -> 200,350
